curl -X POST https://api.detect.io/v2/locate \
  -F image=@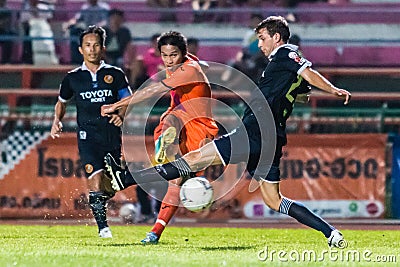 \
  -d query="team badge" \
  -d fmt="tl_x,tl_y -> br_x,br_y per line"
79,131 -> 86,140
104,75 -> 113,84
85,164 -> 94,174
288,51 -> 301,63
